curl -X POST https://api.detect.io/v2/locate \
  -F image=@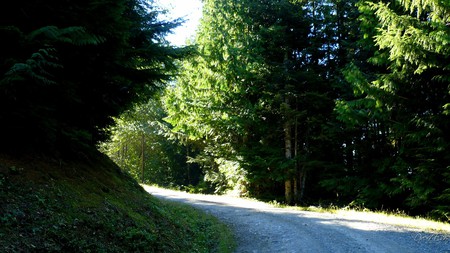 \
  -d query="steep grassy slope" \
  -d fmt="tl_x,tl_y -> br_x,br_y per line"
0,152 -> 234,252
